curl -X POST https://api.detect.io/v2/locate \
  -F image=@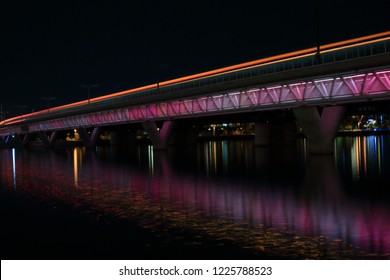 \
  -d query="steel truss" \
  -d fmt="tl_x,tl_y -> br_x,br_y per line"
15,68 -> 390,132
